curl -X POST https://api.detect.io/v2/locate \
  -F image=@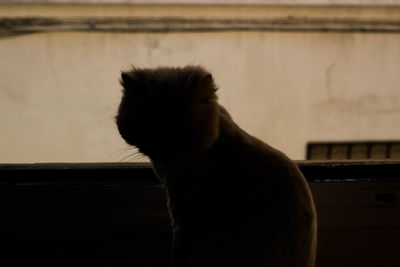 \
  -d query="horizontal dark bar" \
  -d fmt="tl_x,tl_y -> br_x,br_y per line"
0,162 -> 156,185
2,17 -> 400,39
1,161 -> 400,185
297,160 -> 400,182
